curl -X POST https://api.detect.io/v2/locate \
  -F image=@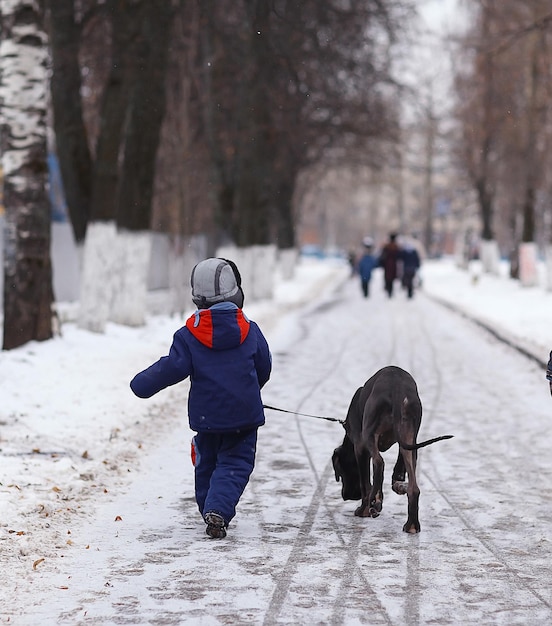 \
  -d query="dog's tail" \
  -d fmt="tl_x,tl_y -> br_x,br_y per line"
399,434 -> 454,450
398,396 -> 454,450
